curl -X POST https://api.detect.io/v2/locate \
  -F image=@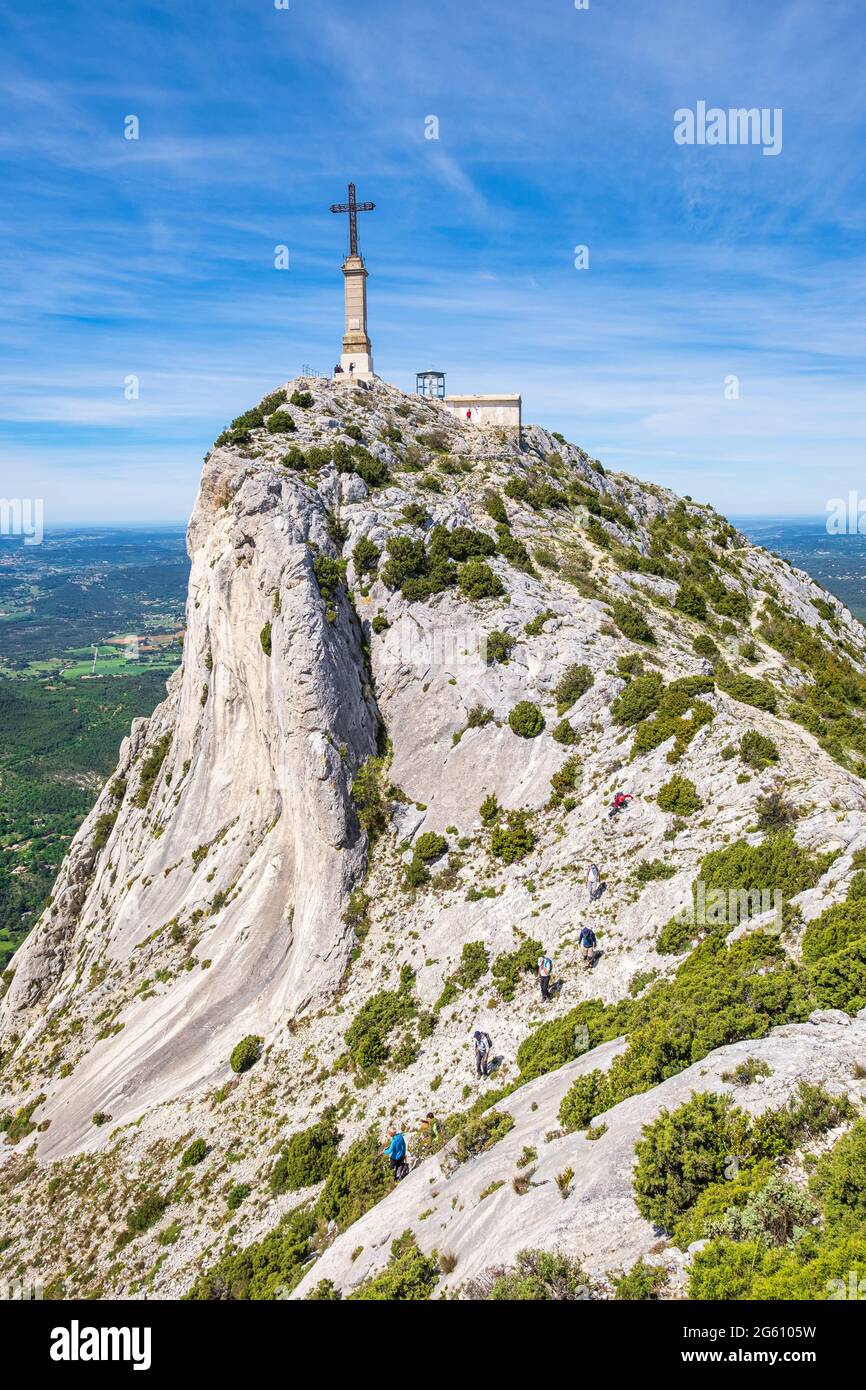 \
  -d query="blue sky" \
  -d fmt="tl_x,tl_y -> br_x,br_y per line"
1,0 -> 866,523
